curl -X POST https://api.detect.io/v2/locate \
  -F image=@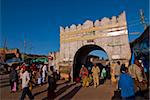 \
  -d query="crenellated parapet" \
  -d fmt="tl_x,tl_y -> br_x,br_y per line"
60,11 -> 127,35
58,11 -> 131,81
